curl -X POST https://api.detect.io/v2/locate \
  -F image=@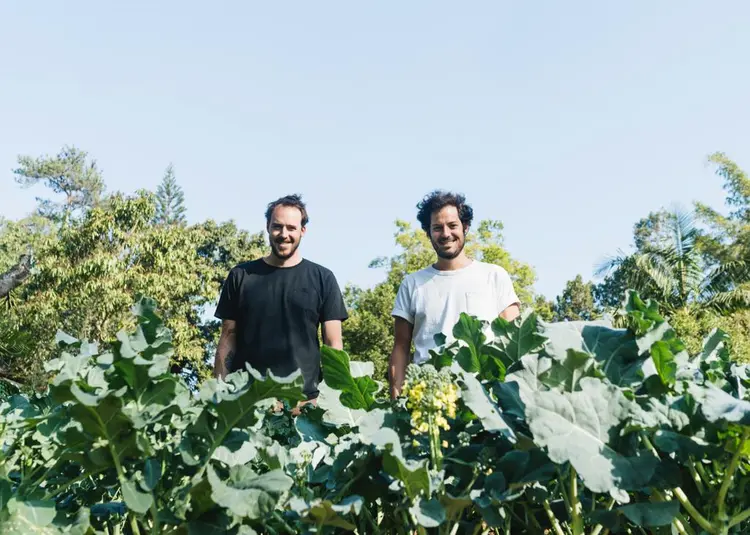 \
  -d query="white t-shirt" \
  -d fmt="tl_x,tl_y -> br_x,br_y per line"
392,260 -> 520,364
